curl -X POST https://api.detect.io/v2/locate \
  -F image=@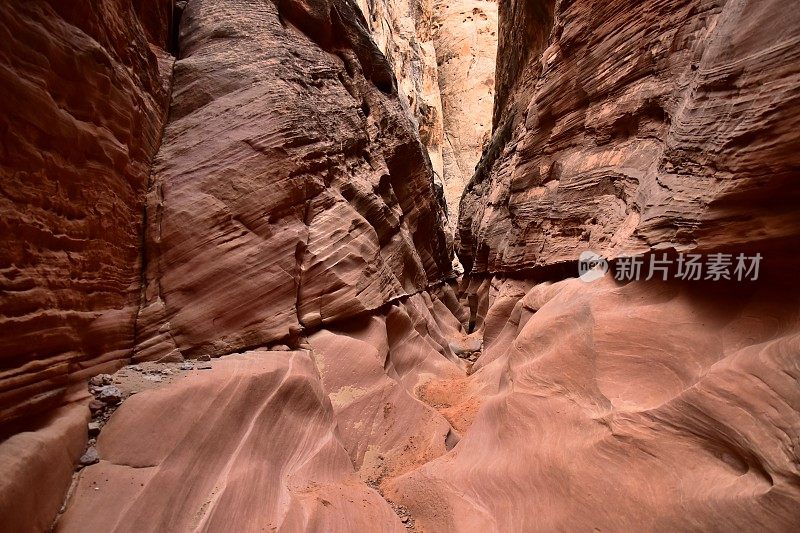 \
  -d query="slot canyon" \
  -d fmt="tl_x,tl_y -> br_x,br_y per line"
1,0 -> 799,531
